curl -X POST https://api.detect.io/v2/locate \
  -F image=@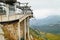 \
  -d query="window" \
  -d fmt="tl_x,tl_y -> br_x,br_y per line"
0,7 -> 6,15
9,5 -> 15,15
